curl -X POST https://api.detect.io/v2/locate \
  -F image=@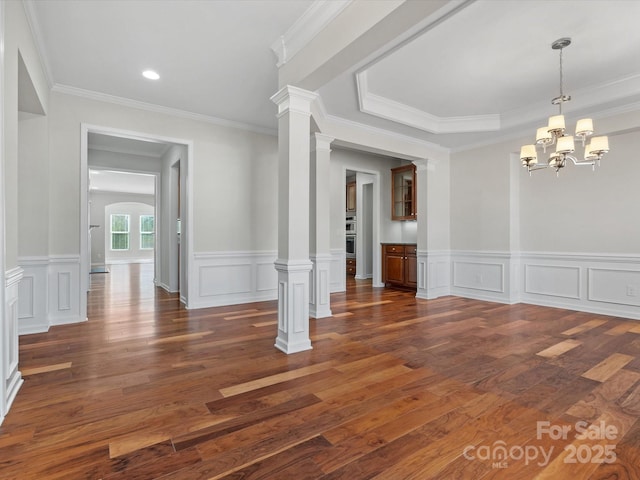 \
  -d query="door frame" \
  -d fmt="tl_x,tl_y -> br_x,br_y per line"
80,123 -> 194,318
